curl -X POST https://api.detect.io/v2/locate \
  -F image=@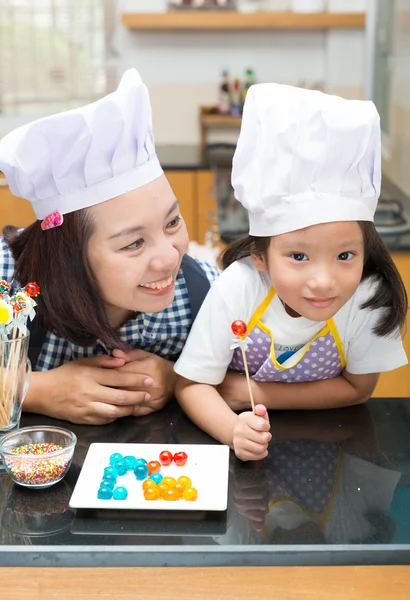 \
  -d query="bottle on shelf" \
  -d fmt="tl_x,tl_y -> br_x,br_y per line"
218,69 -> 231,115
231,78 -> 242,117
242,68 -> 256,109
